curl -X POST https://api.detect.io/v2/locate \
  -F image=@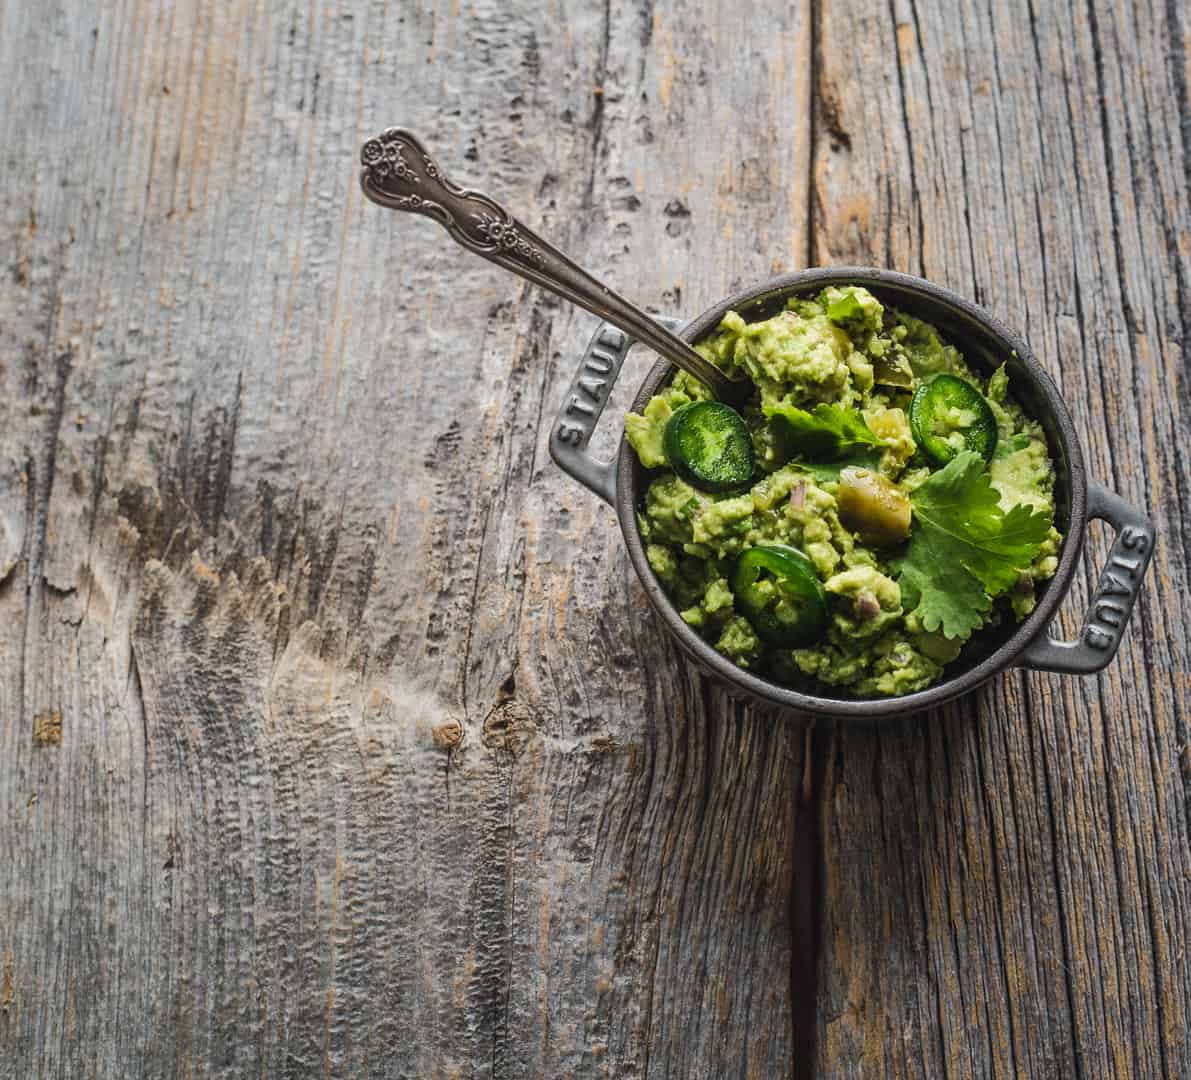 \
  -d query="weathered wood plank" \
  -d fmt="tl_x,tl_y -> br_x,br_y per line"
0,1 -> 812,1077
2,0 -> 1189,1077
814,0 -> 1191,1075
